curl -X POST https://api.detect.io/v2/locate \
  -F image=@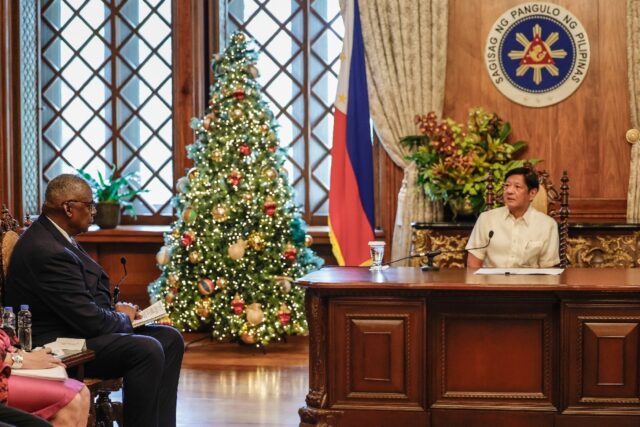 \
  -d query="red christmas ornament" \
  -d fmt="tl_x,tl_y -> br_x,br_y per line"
278,311 -> 291,326
283,244 -> 297,262
228,170 -> 241,187
231,293 -> 245,315
180,231 -> 195,247
278,304 -> 291,326
268,145 -> 277,153
233,87 -> 245,101
263,196 -> 277,216
239,144 -> 251,156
